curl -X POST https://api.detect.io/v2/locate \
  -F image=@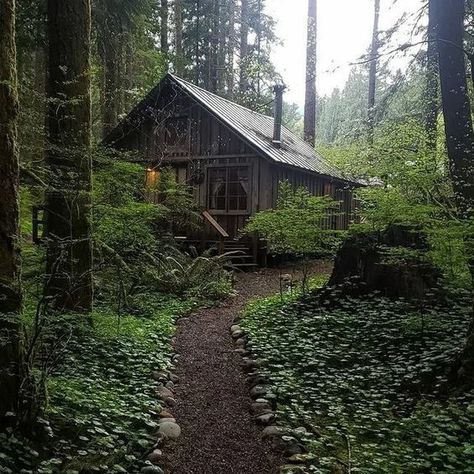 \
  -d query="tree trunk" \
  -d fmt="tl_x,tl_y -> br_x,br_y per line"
433,0 -> 474,387
226,0 -> 236,96
424,0 -> 439,150
209,0 -> 220,92
98,31 -> 122,138
161,0 -> 169,56
45,0 -> 93,313
304,0 -> 317,147
174,0 -> 183,75
0,0 -> 24,425
195,0 -> 201,85
367,0 -> 380,142
239,0 -> 249,93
